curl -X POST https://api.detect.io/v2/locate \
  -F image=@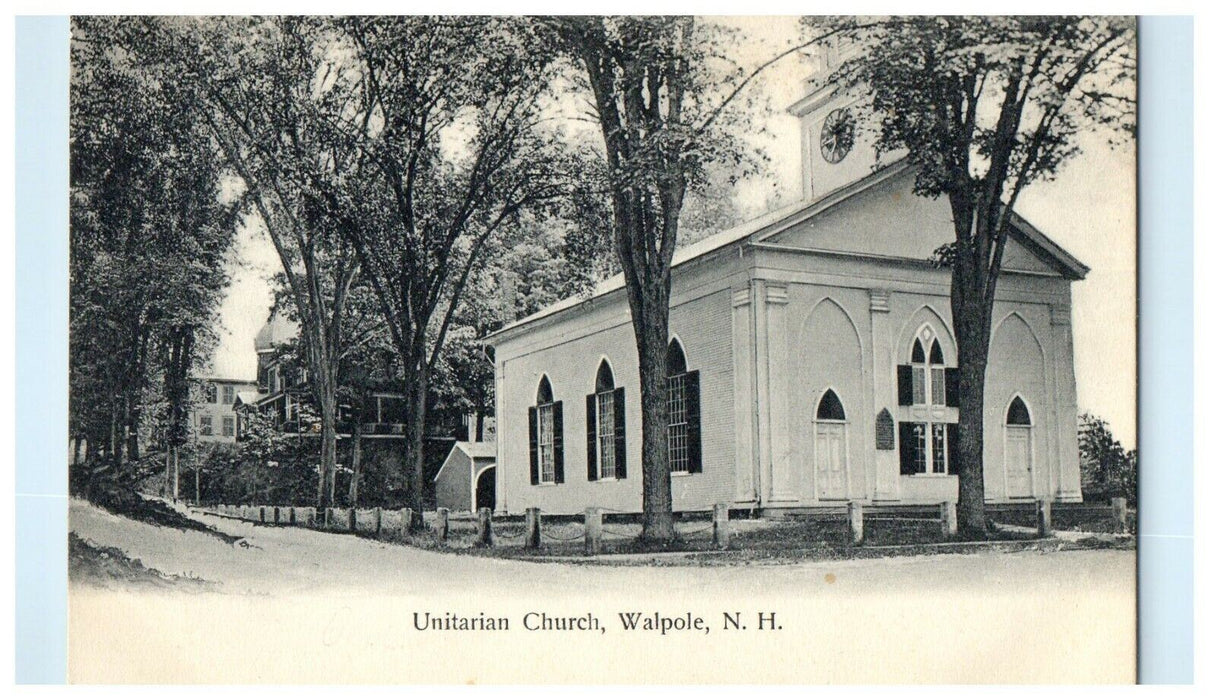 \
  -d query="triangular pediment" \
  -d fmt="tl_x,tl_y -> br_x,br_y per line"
759,168 -> 1083,278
